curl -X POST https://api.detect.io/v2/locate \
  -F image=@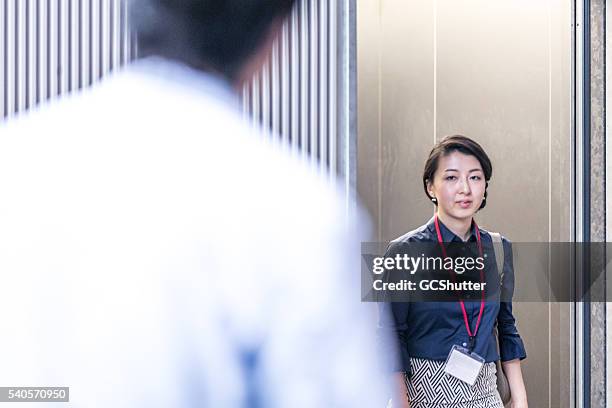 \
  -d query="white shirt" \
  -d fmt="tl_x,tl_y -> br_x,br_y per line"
0,58 -> 390,407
